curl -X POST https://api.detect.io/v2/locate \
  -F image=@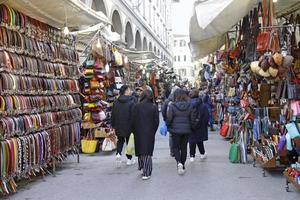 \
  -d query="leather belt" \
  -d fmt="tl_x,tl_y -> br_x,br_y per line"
0,3 -> 81,195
